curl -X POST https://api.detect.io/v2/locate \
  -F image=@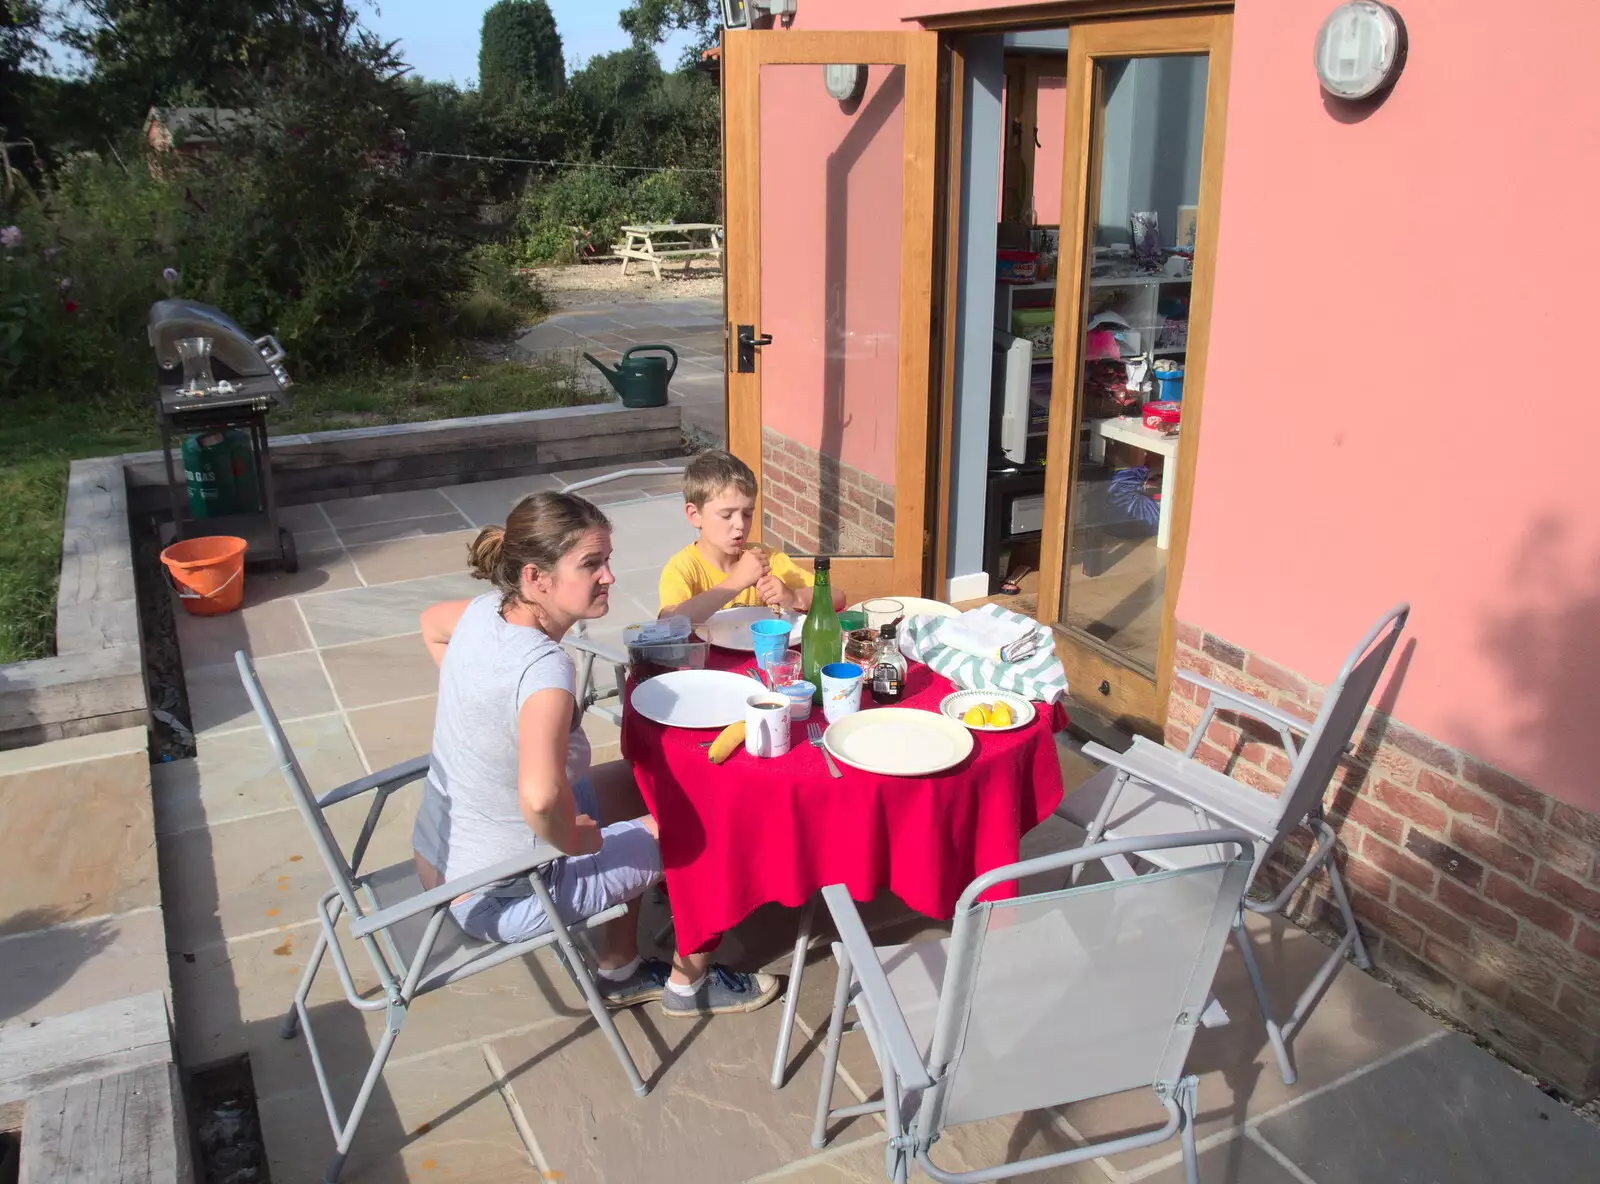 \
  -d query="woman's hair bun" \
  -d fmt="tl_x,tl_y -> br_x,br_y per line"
468,525 -> 506,582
